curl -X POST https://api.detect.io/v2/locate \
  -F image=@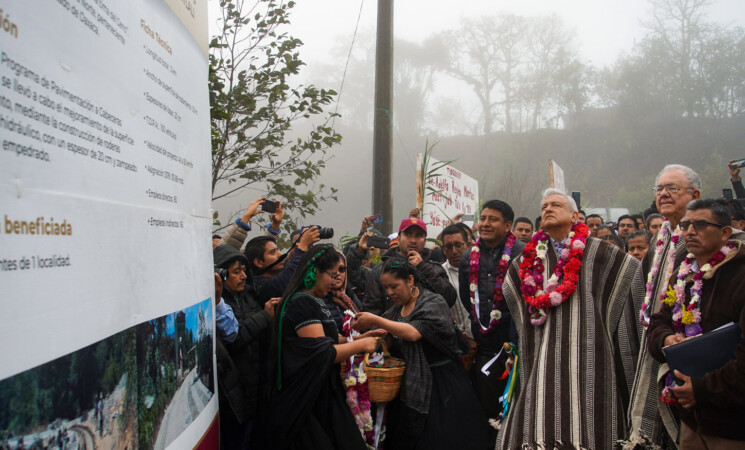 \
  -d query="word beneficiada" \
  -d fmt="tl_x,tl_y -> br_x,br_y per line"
4,215 -> 72,236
